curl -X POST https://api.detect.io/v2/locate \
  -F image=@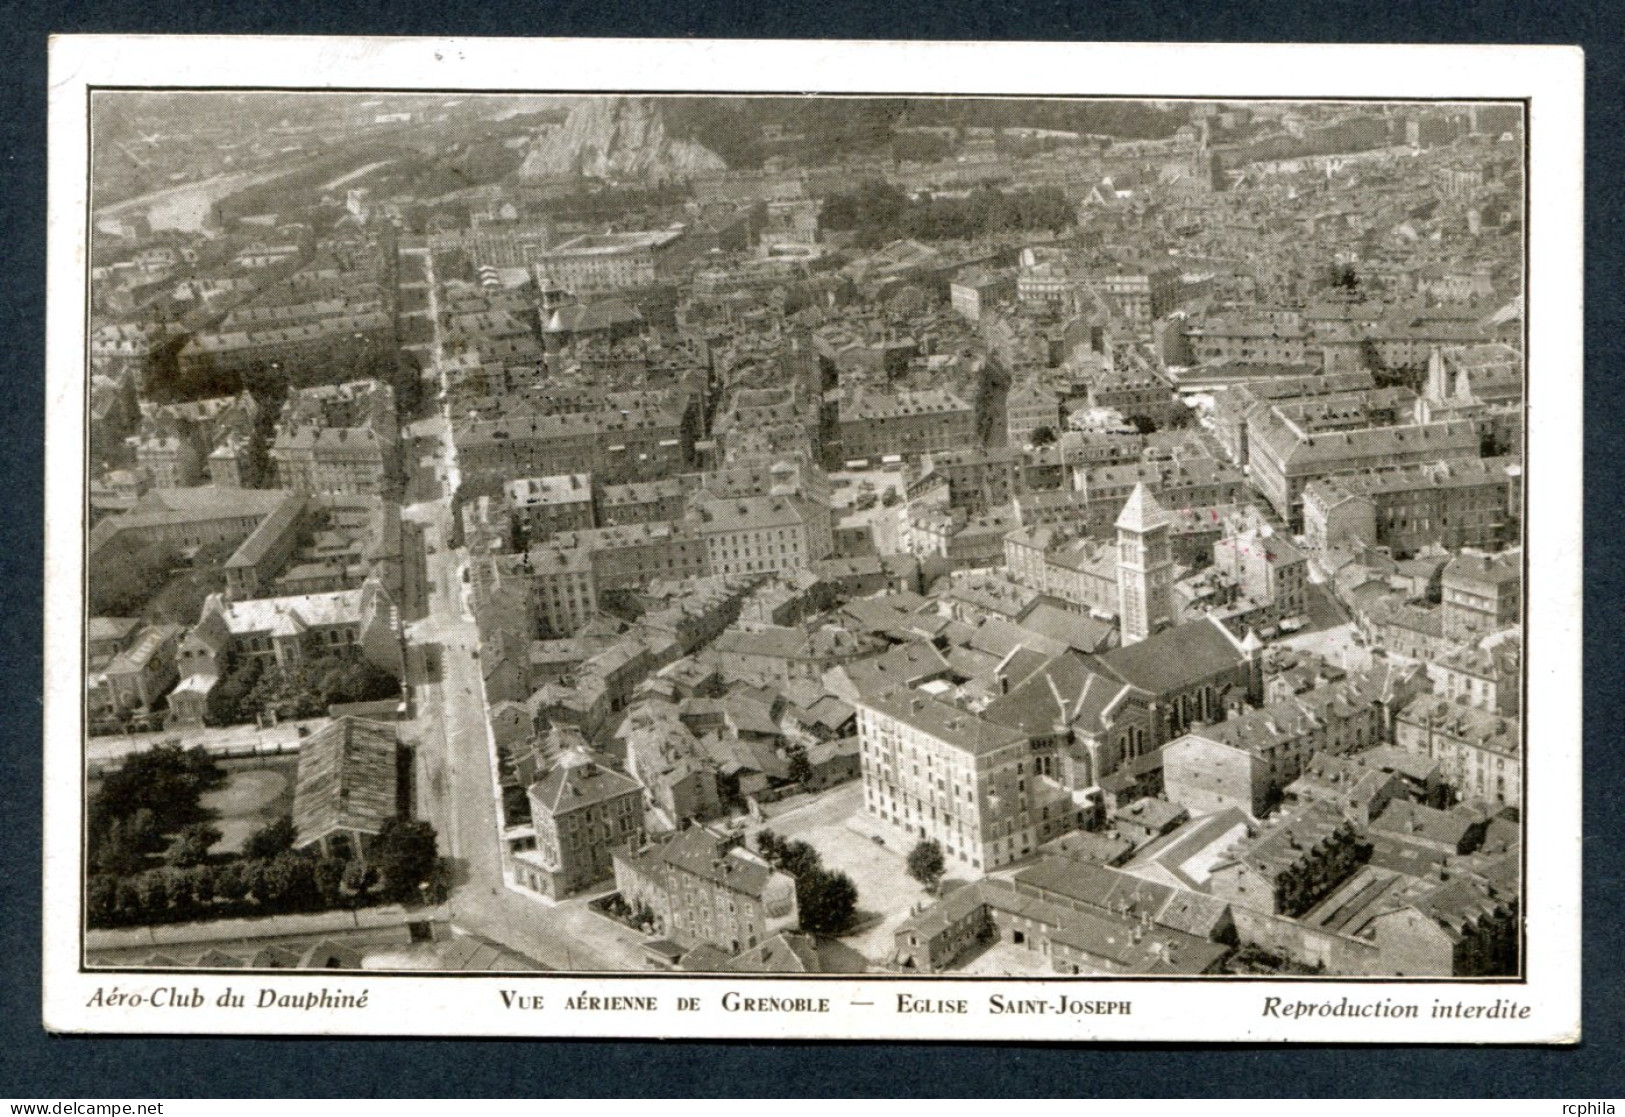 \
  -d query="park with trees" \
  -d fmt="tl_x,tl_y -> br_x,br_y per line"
86,743 -> 440,929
